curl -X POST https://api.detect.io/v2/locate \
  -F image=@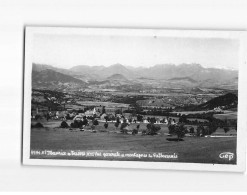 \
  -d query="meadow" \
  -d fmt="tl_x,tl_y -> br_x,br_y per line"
30,120 -> 237,164
213,111 -> 237,120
